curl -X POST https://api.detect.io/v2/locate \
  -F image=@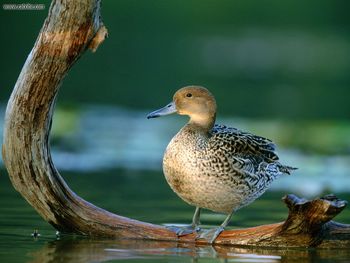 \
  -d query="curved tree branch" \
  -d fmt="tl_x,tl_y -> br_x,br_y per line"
2,0 -> 171,240
2,0 -> 350,248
